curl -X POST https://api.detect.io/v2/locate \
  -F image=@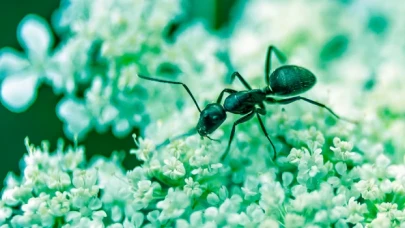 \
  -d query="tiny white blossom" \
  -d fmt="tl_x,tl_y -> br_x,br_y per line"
183,178 -> 203,198
49,192 -> 70,217
130,135 -> 155,162
287,148 -> 307,165
132,180 -> 156,210
157,188 -> 190,221
284,213 -> 305,228
355,179 -> 383,200
46,170 -> 71,190
377,202 -> 398,220
162,157 -> 186,180
368,213 -> 391,228
0,201 -> 12,224
72,169 -> 98,189
345,197 -> 368,224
